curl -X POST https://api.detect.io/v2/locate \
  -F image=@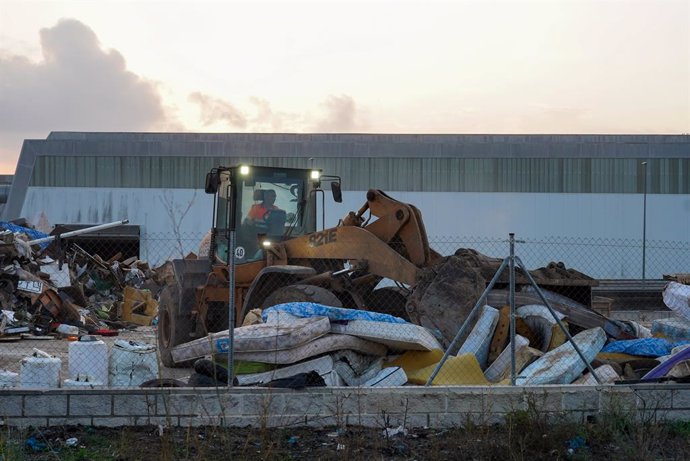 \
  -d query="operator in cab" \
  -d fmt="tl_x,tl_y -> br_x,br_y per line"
245,189 -> 281,224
